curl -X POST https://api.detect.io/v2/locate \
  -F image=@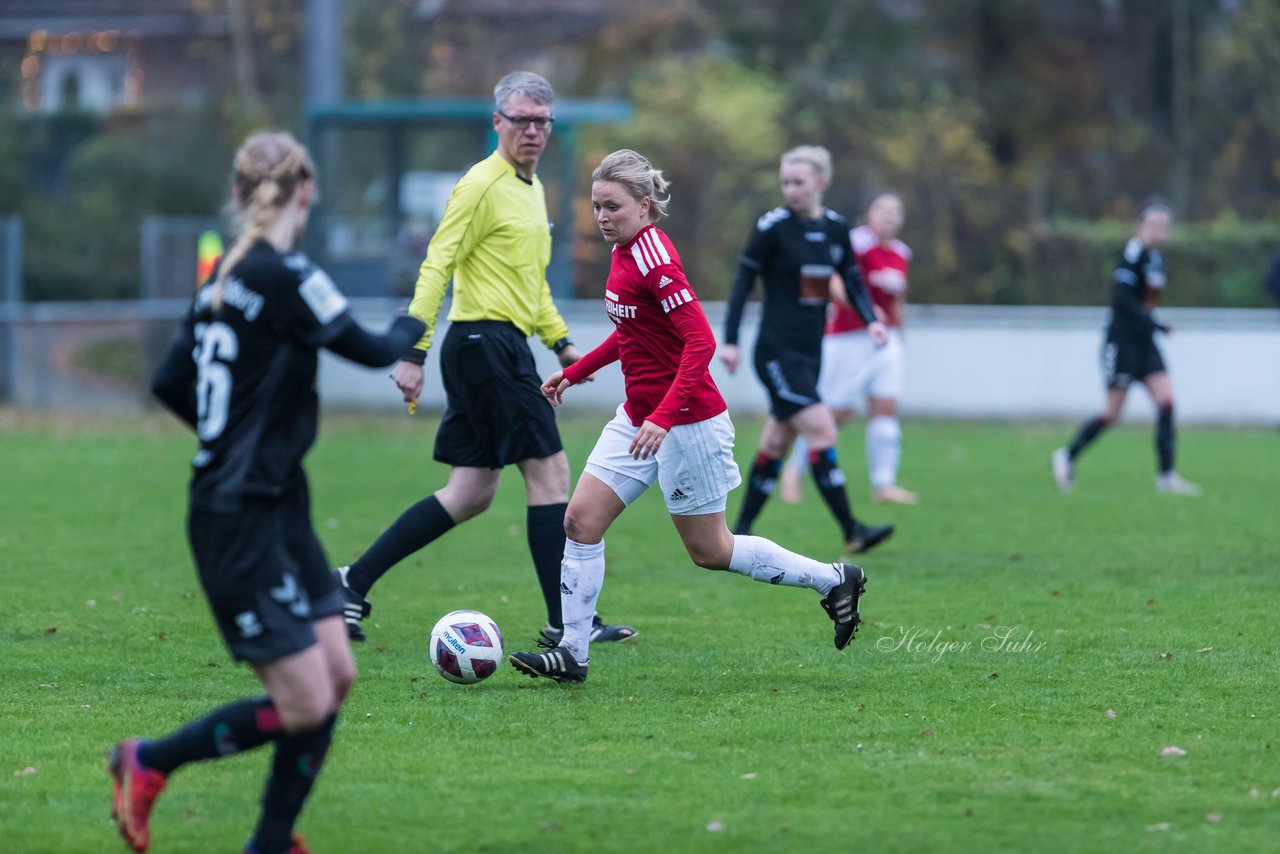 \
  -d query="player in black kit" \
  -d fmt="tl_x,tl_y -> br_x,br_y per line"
107,132 -> 426,854
721,145 -> 896,554
1053,201 -> 1200,495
